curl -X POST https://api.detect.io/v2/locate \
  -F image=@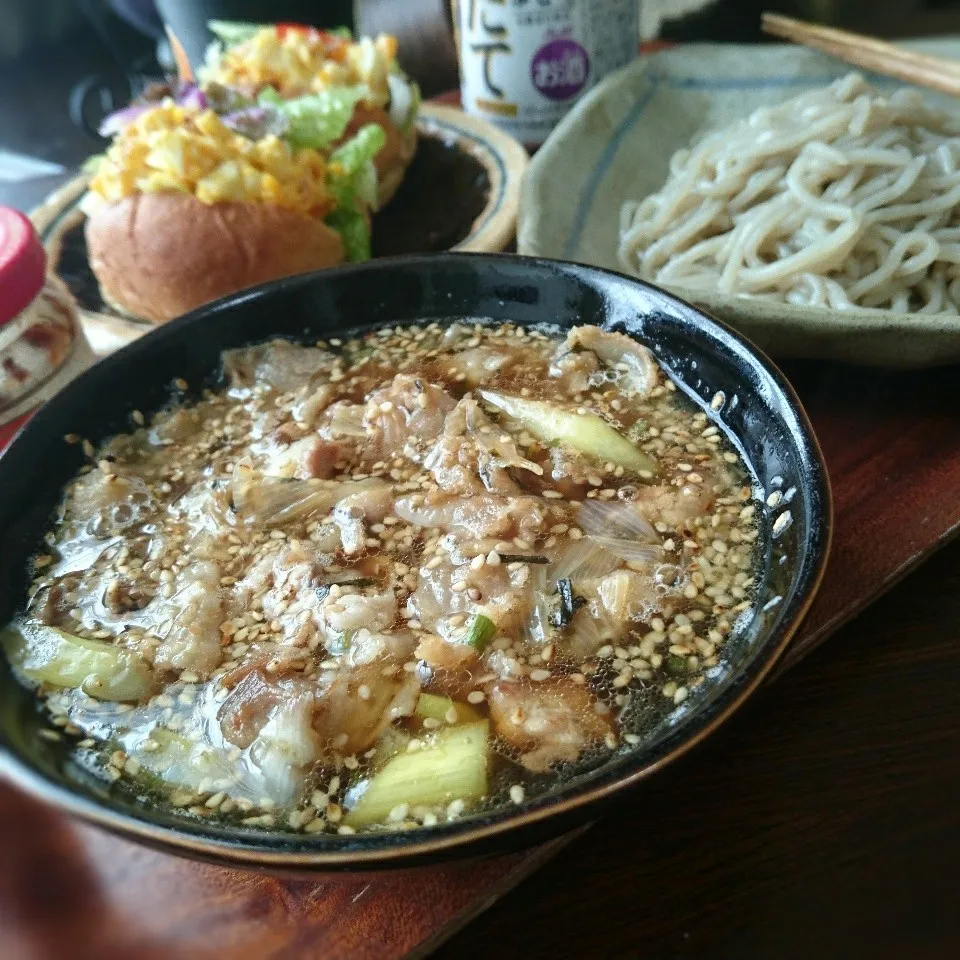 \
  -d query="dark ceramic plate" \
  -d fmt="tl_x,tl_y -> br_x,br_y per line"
0,255 -> 831,871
